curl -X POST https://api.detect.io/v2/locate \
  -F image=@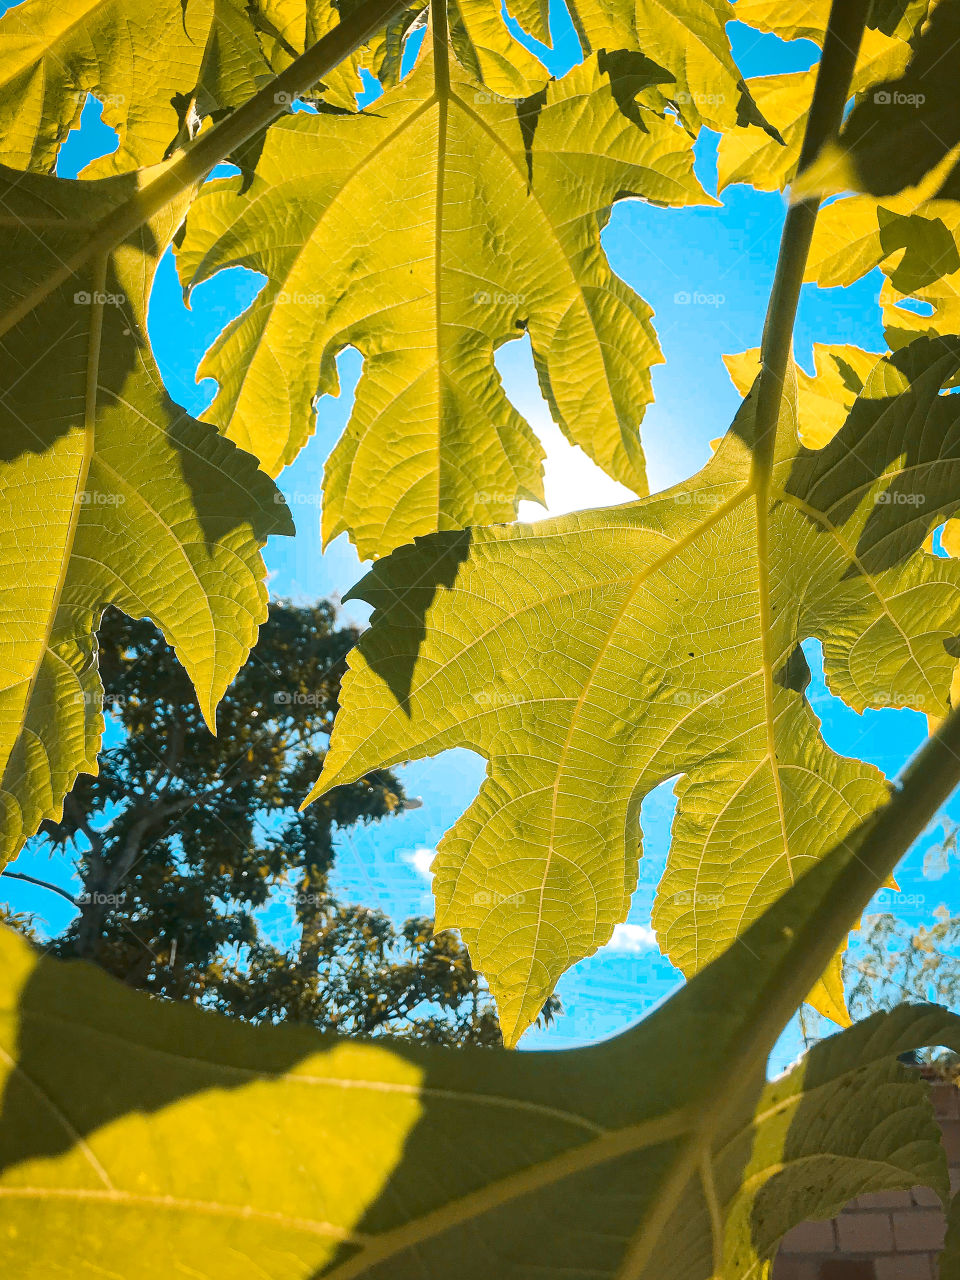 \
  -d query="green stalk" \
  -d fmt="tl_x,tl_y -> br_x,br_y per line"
0,0 -> 410,335
735,0 -> 960,1058
749,0 -> 872,492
